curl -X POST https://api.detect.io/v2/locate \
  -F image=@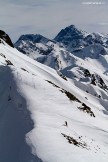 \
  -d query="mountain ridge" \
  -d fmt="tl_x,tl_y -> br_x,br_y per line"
15,24 -> 108,54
